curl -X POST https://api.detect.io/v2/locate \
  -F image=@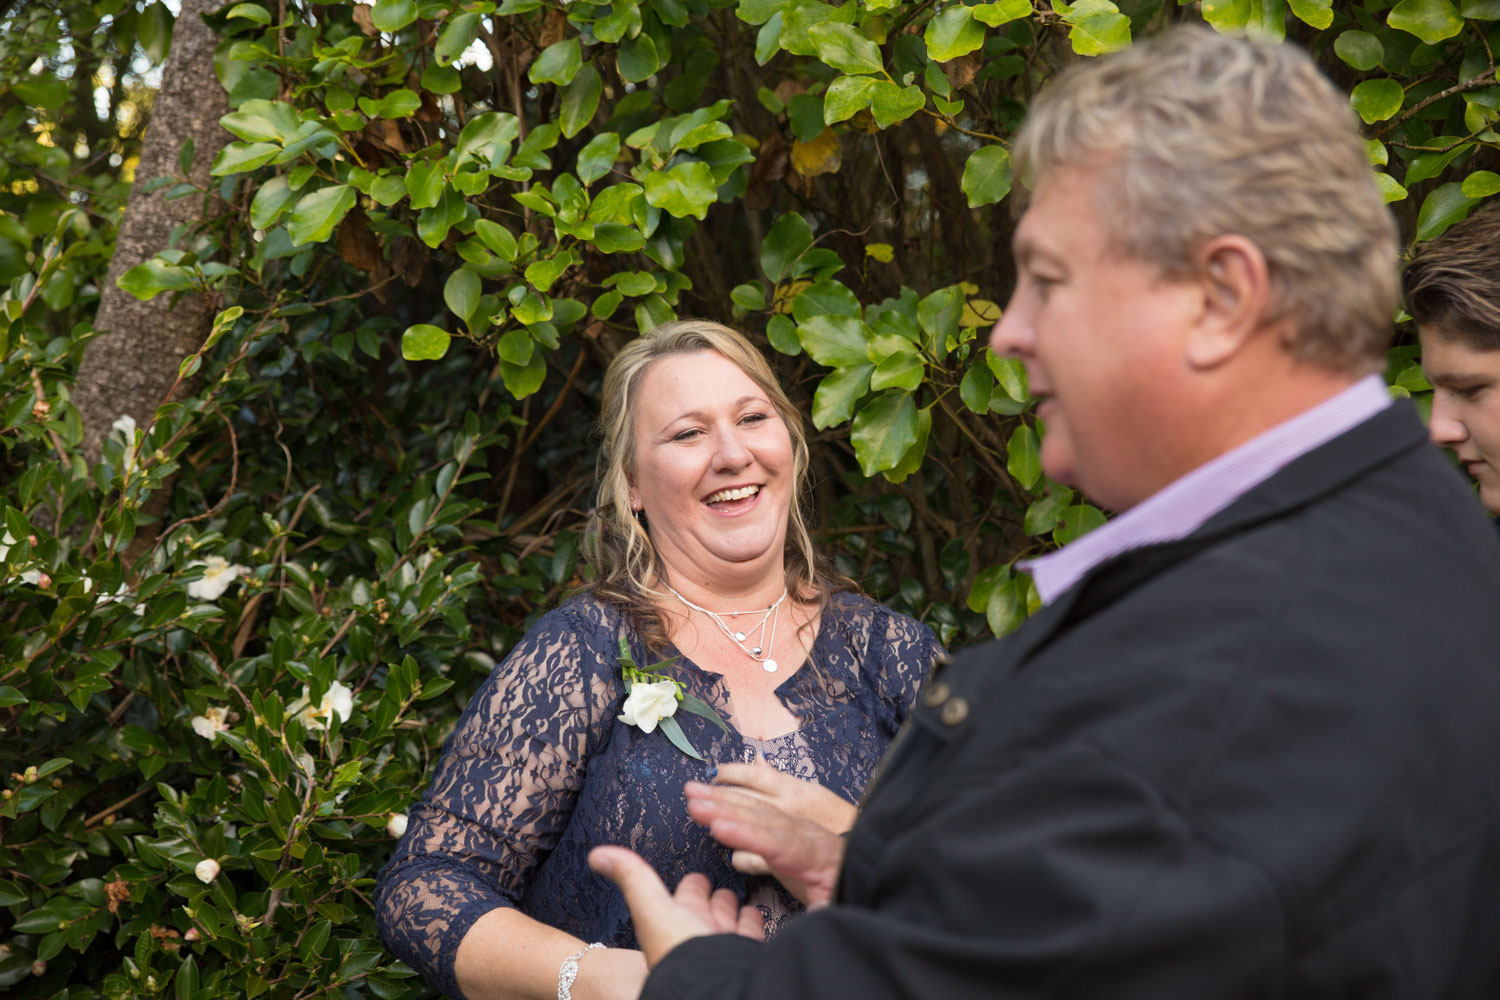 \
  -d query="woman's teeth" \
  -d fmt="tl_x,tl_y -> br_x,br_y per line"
705,485 -> 760,504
